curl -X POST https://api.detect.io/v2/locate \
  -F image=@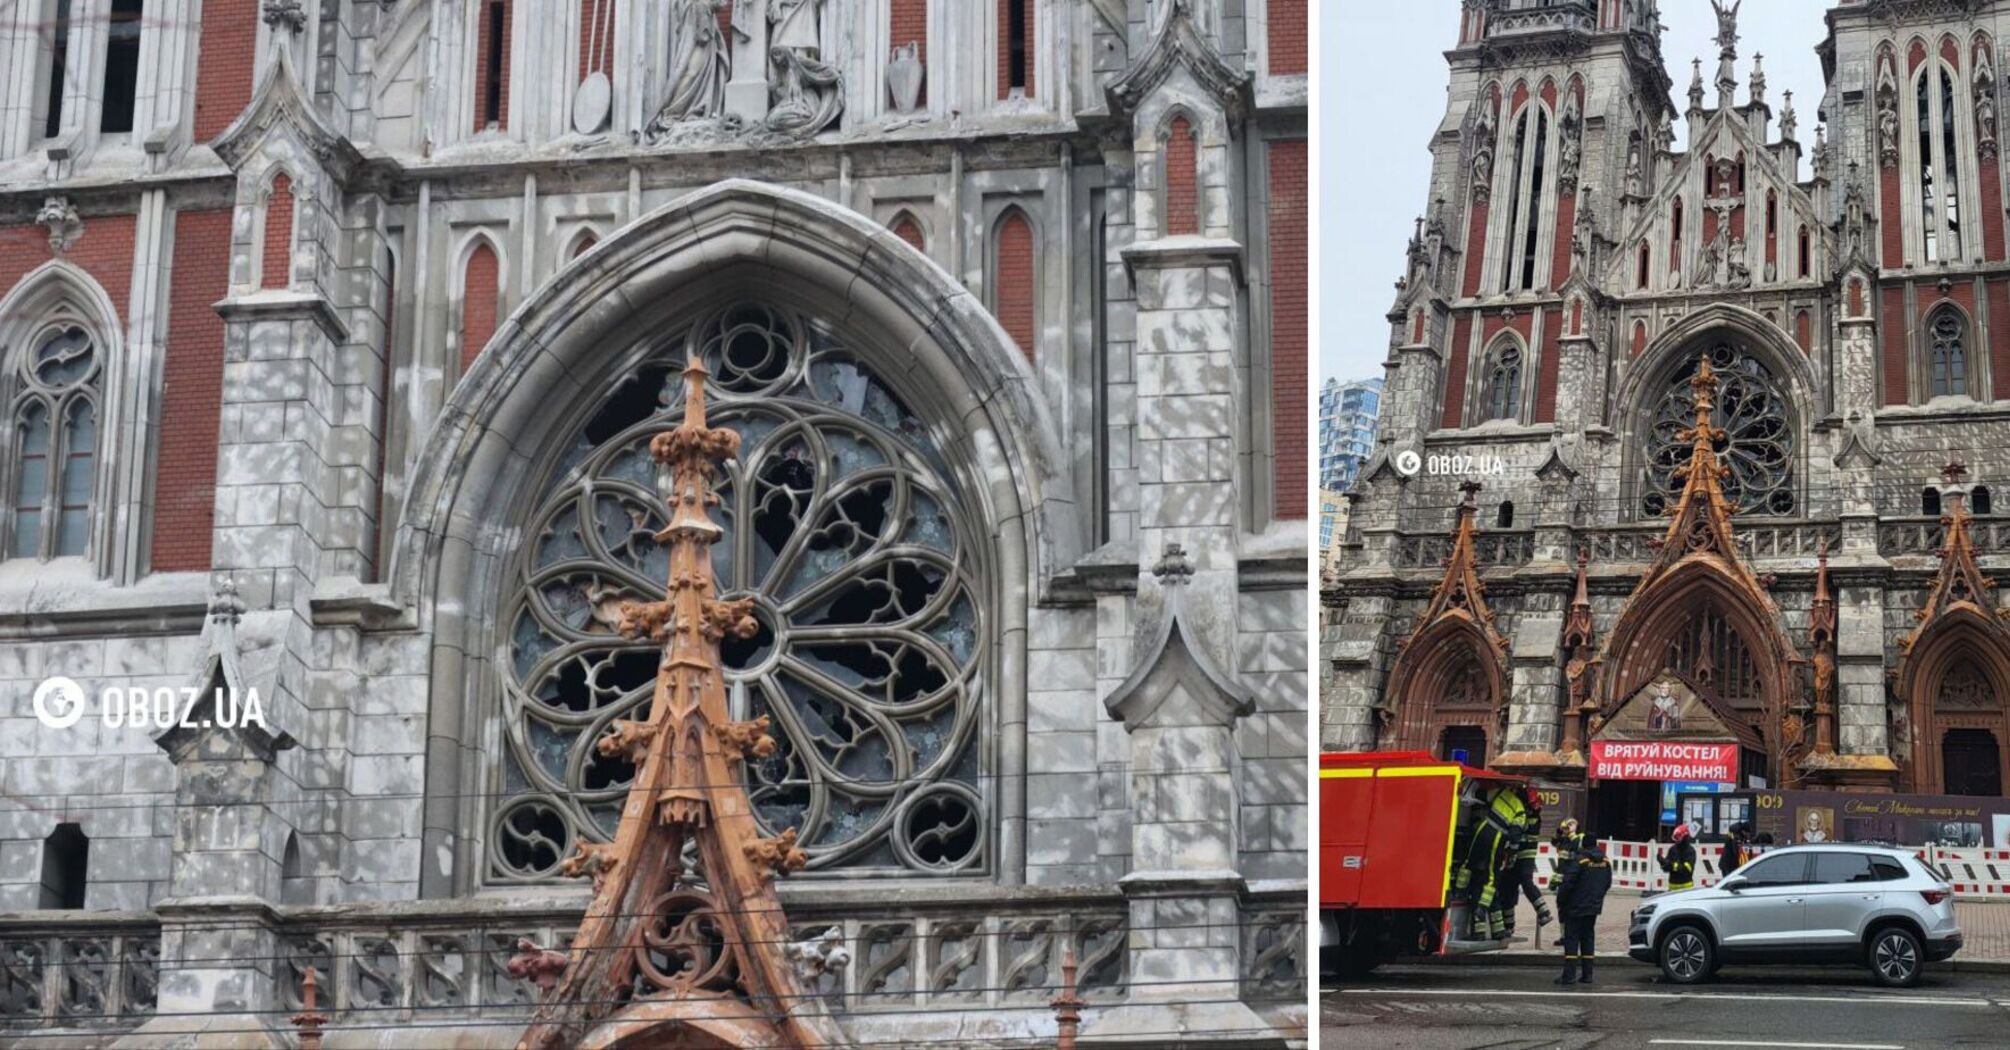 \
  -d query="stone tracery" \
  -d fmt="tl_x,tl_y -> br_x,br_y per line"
496,302 -> 986,882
